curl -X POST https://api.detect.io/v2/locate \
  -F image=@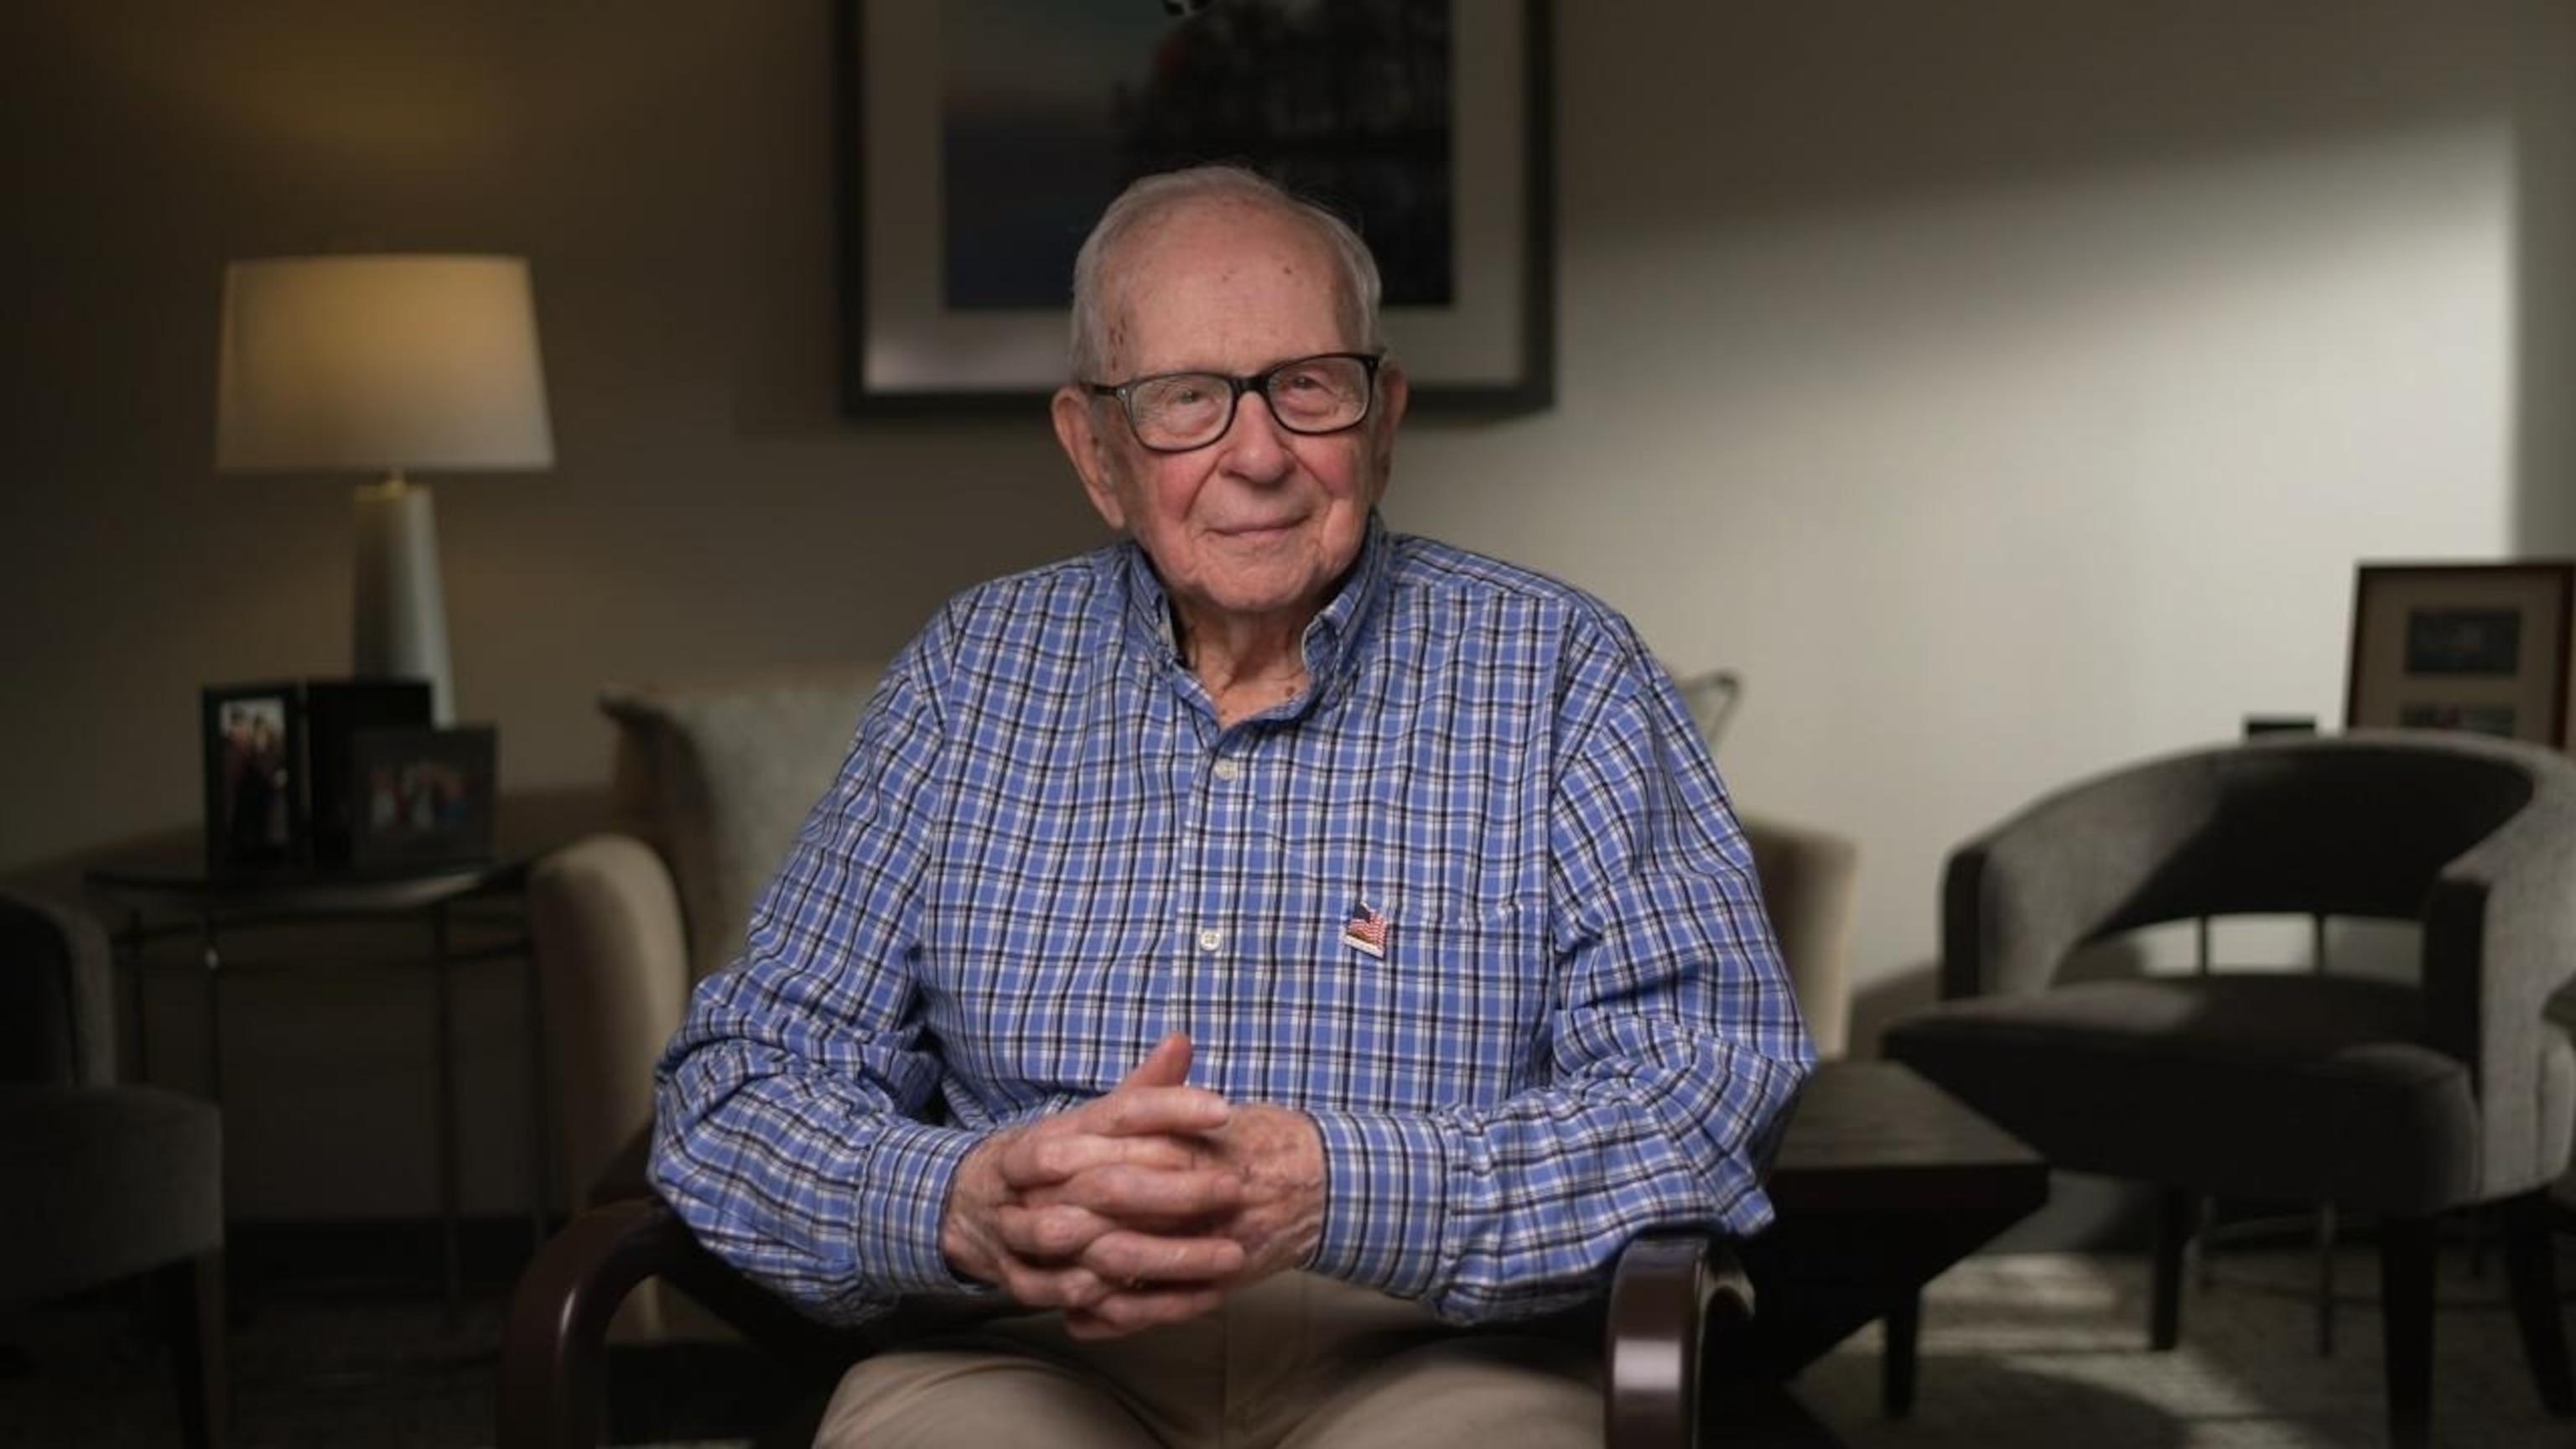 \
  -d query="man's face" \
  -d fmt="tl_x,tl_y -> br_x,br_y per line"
1052,198 -> 1407,636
